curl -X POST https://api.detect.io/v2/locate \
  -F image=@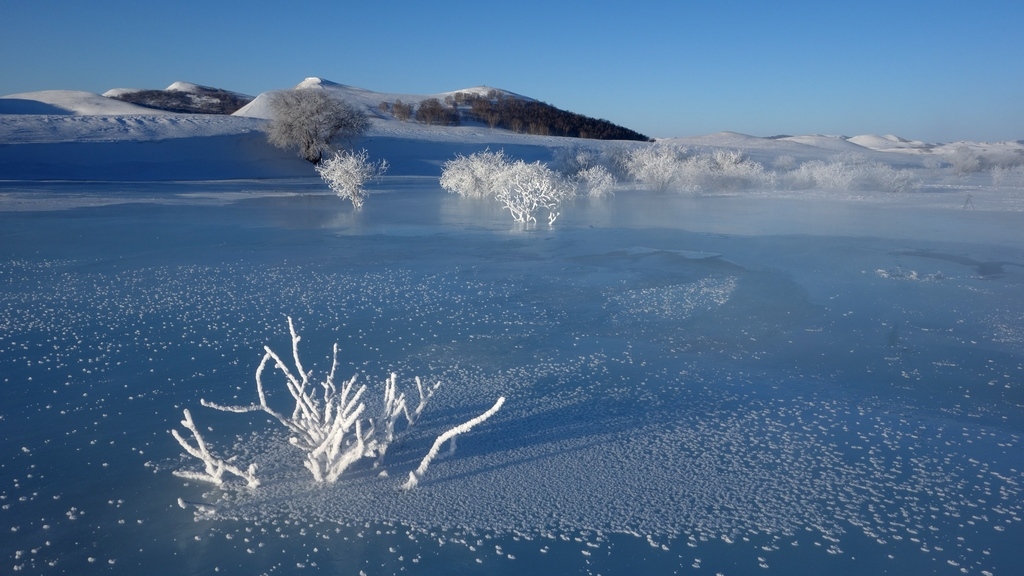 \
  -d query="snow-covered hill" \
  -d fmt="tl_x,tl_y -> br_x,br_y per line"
103,82 -> 254,114
234,77 -> 522,121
